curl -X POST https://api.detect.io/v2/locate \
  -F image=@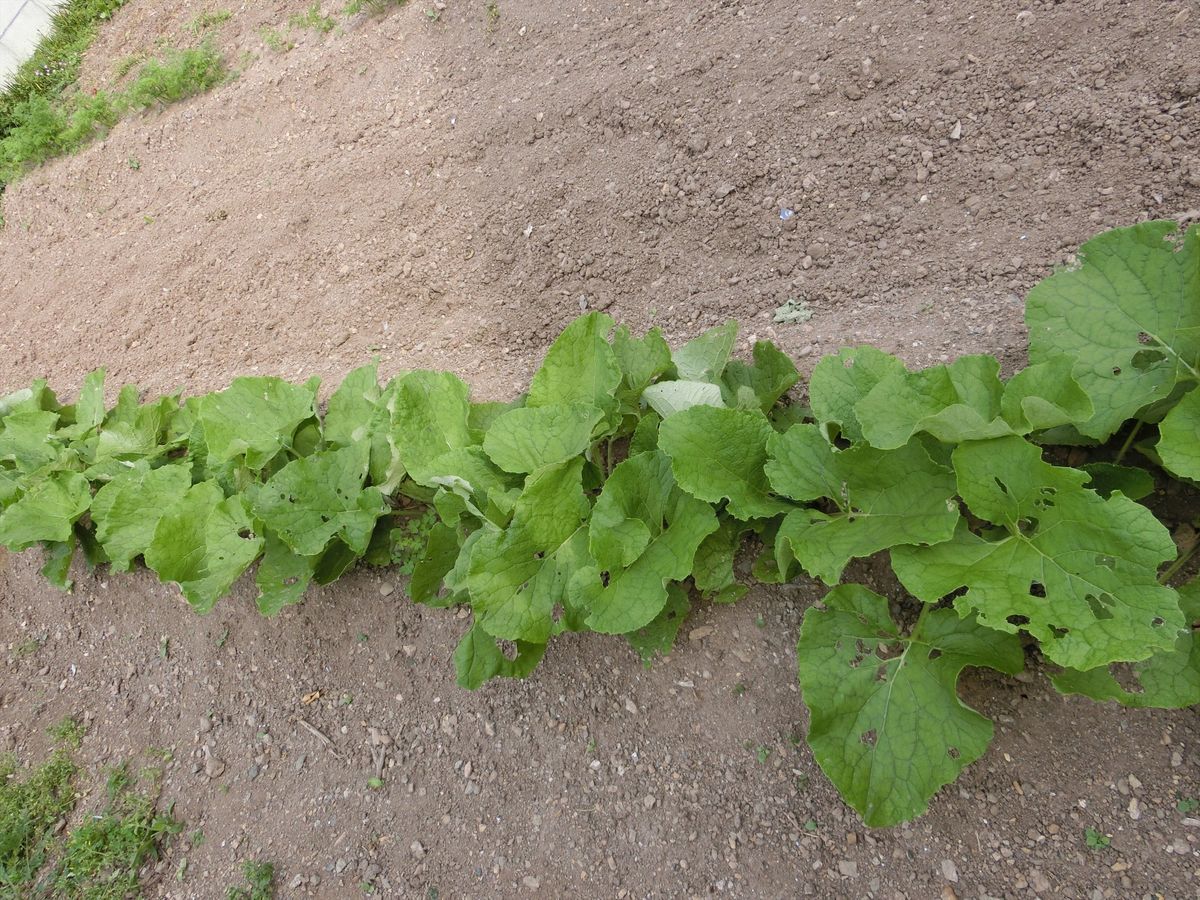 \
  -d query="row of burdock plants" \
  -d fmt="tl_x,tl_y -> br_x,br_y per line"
0,221 -> 1197,826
